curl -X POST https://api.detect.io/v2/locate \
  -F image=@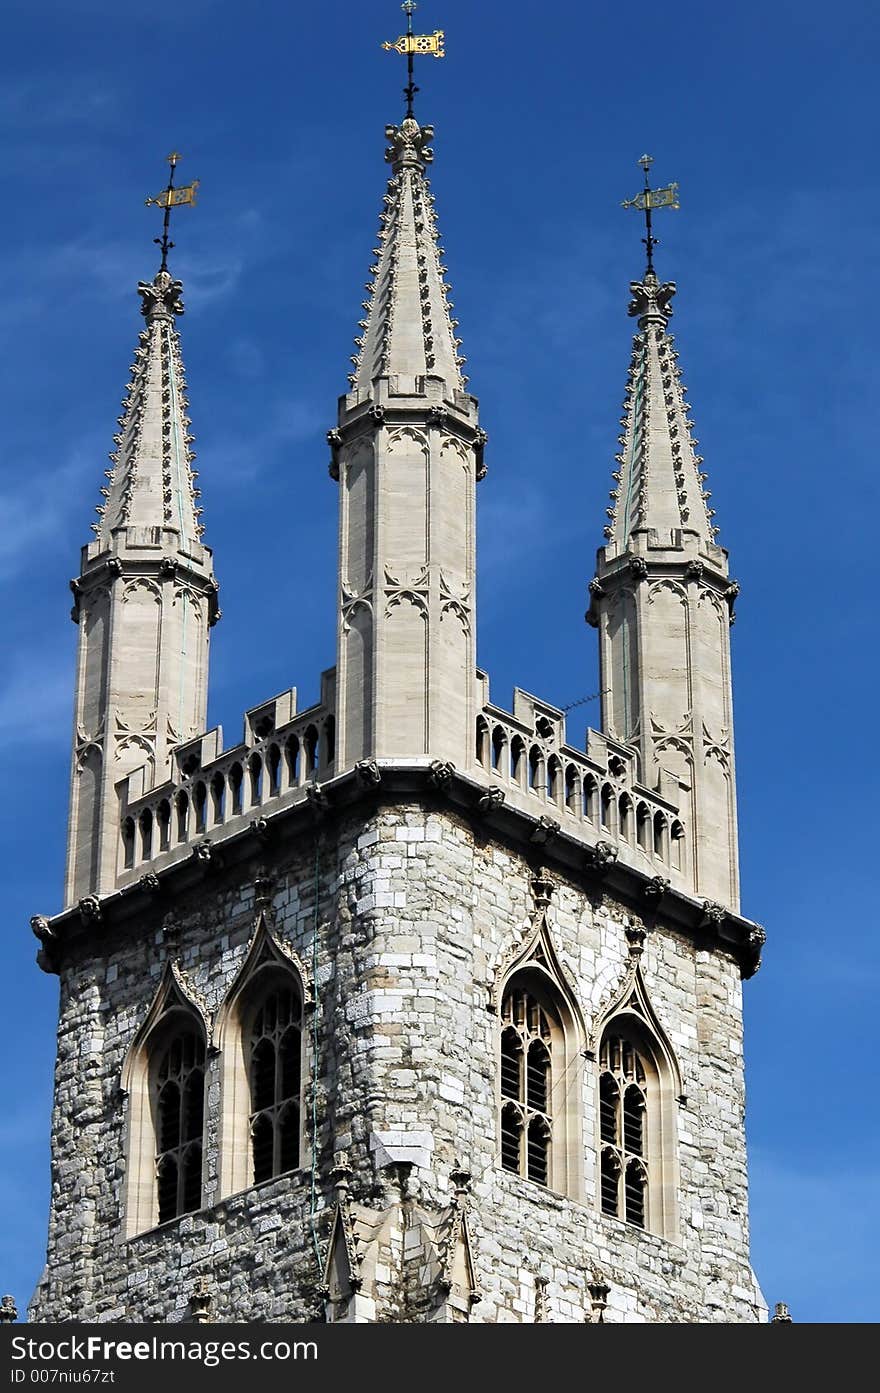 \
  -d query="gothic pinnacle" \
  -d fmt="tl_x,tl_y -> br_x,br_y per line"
346,116 -> 466,393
